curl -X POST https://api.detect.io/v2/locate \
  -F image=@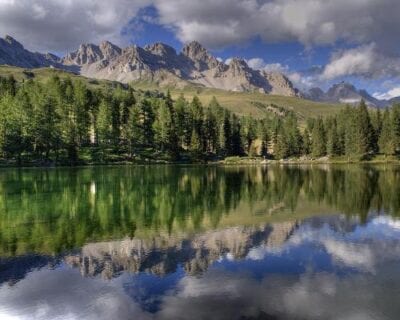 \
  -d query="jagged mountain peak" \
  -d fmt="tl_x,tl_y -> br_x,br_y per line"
4,35 -> 24,49
181,41 -> 222,71
182,41 -> 208,59
144,42 -> 177,57
305,82 -> 388,108
0,34 -> 62,68
229,58 -> 249,68
0,36 -> 300,98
